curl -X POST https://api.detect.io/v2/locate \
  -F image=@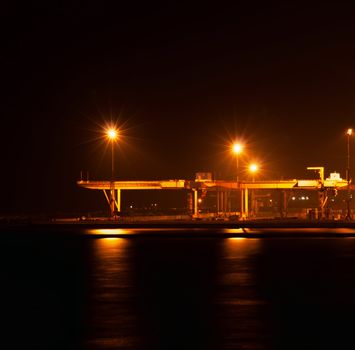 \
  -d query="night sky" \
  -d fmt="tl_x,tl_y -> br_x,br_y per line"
2,2 -> 355,215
